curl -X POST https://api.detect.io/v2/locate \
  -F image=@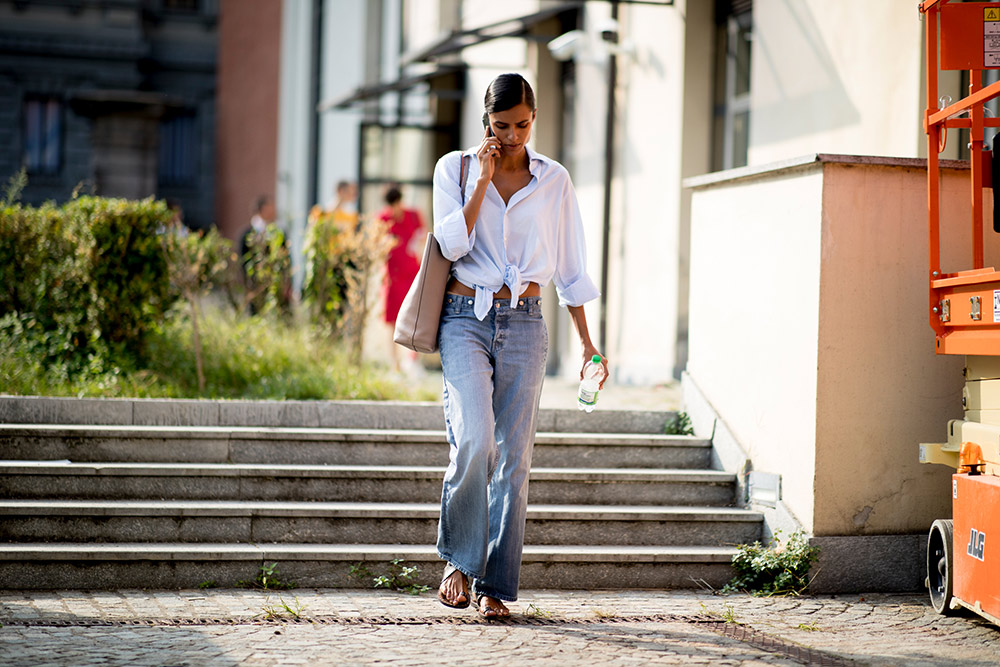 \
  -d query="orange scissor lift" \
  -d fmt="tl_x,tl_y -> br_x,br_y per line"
920,0 -> 1000,625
